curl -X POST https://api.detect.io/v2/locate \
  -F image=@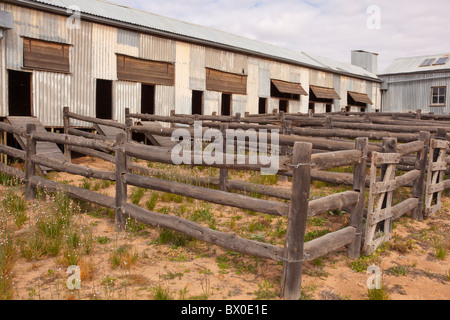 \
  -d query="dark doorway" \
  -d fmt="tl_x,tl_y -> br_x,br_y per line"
326,104 -> 332,113
258,98 -> 267,114
279,100 -> 288,113
8,70 -> 32,117
141,84 -> 155,115
221,93 -> 232,116
96,79 -> 113,120
192,90 -> 203,115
